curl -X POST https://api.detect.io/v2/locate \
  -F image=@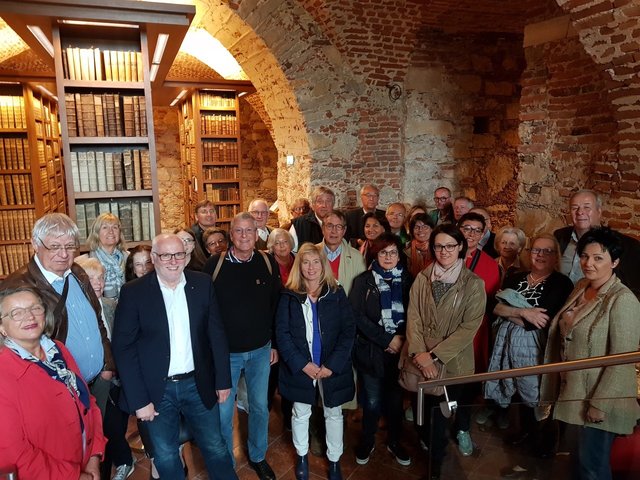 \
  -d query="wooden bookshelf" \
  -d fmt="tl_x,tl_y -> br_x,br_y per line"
53,23 -> 161,244
178,90 -> 242,230
0,83 -> 65,278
